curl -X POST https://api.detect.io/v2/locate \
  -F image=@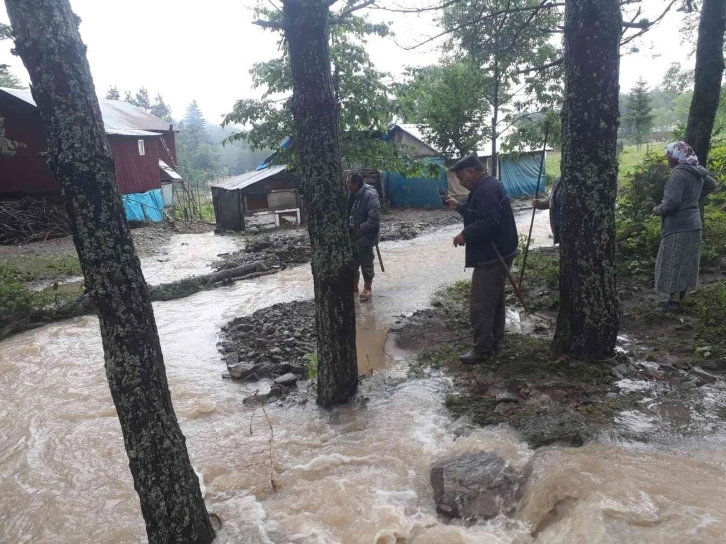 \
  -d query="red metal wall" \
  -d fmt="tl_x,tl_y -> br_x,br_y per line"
108,135 -> 161,194
0,94 -> 172,196
0,96 -> 60,194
